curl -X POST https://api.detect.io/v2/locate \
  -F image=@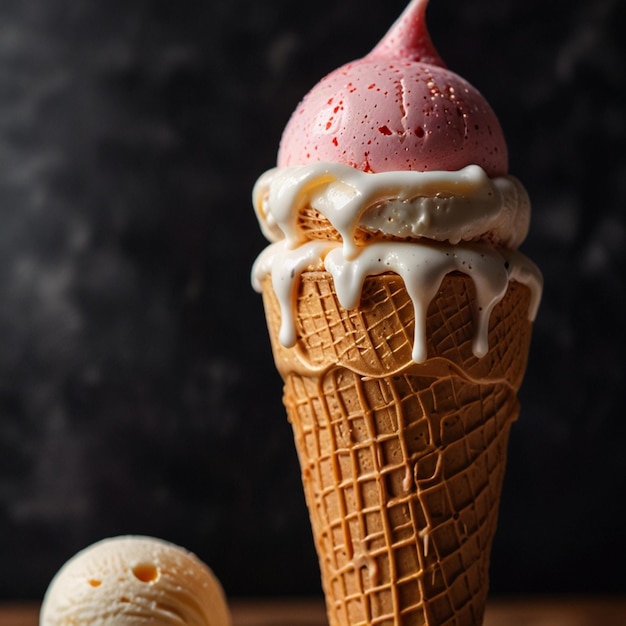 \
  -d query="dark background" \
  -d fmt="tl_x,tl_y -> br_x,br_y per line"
1,0 -> 625,602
